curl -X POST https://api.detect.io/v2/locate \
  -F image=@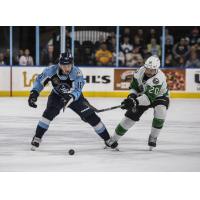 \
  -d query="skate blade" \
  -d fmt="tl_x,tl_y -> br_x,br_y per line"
149,146 -> 154,151
31,146 -> 37,151
104,146 -> 120,151
114,147 -> 120,151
